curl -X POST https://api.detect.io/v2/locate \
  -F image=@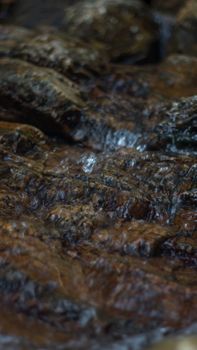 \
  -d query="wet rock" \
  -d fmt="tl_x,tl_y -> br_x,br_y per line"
0,121 -> 47,155
45,149 -> 195,226
0,24 -> 33,56
0,142 -> 195,235
161,235 -> 197,262
0,26 -> 196,151
92,221 -> 172,257
65,245 -> 197,329
0,55 -> 148,150
0,2 -> 196,349
0,24 -> 32,42
169,0 -> 197,56
148,336 -> 197,350
70,95 -> 145,150
0,58 -> 84,136
64,0 -> 159,63
0,132 -> 196,349
47,204 -> 103,243
102,54 -> 197,100
150,55 -> 197,99
146,96 -> 197,155
0,27 -> 107,82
